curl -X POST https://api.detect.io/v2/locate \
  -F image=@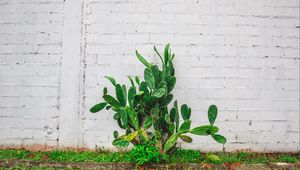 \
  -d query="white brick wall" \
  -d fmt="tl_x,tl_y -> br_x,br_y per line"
0,0 -> 299,152
0,0 -> 64,150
